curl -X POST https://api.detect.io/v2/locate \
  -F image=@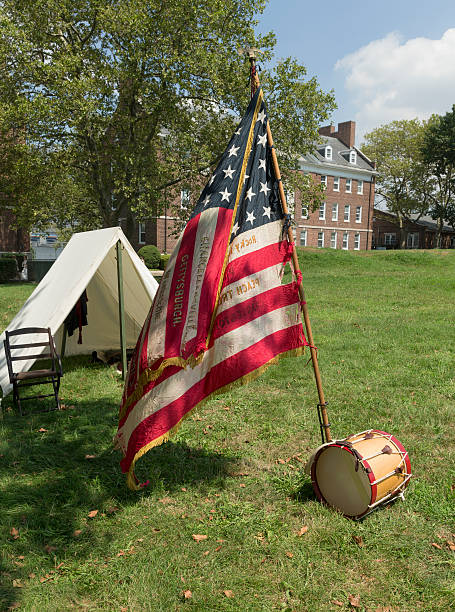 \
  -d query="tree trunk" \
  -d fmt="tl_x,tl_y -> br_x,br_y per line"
437,217 -> 444,248
398,214 -> 406,249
